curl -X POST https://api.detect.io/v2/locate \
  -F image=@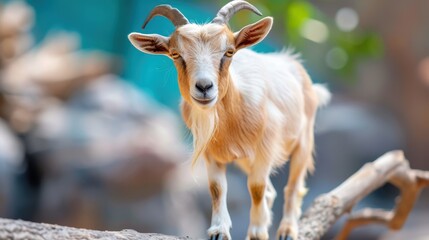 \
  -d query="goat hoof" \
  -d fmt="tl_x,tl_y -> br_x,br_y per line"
209,233 -> 227,240
278,235 -> 293,240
